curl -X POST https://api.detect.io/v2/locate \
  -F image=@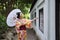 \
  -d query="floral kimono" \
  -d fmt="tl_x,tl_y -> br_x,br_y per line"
15,19 -> 32,40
